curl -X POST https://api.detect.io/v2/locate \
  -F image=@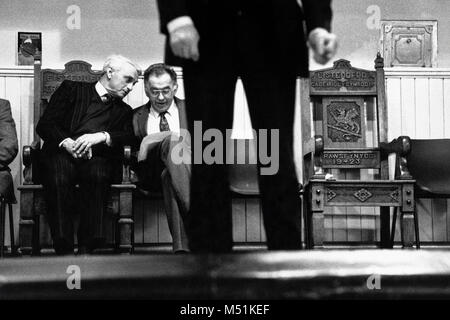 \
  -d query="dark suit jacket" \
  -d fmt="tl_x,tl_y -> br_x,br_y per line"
156,0 -> 332,77
0,99 -> 18,202
132,97 -> 188,190
132,97 -> 188,142
36,80 -> 134,158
